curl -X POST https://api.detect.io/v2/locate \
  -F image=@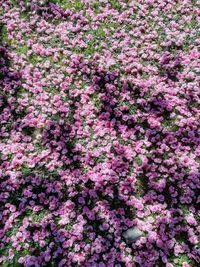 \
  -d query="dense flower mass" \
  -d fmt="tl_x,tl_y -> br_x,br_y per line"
0,0 -> 200,266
